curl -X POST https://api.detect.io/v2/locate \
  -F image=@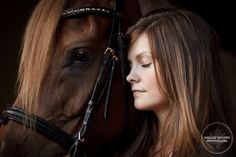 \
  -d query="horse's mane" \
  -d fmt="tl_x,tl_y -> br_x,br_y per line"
15,0 -> 67,117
